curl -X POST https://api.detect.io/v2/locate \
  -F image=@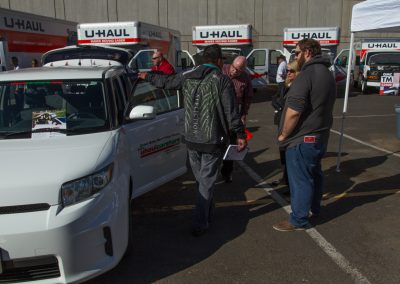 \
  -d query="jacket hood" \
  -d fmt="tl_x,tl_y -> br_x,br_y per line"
184,64 -> 220,79
301,55 -> 332,70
